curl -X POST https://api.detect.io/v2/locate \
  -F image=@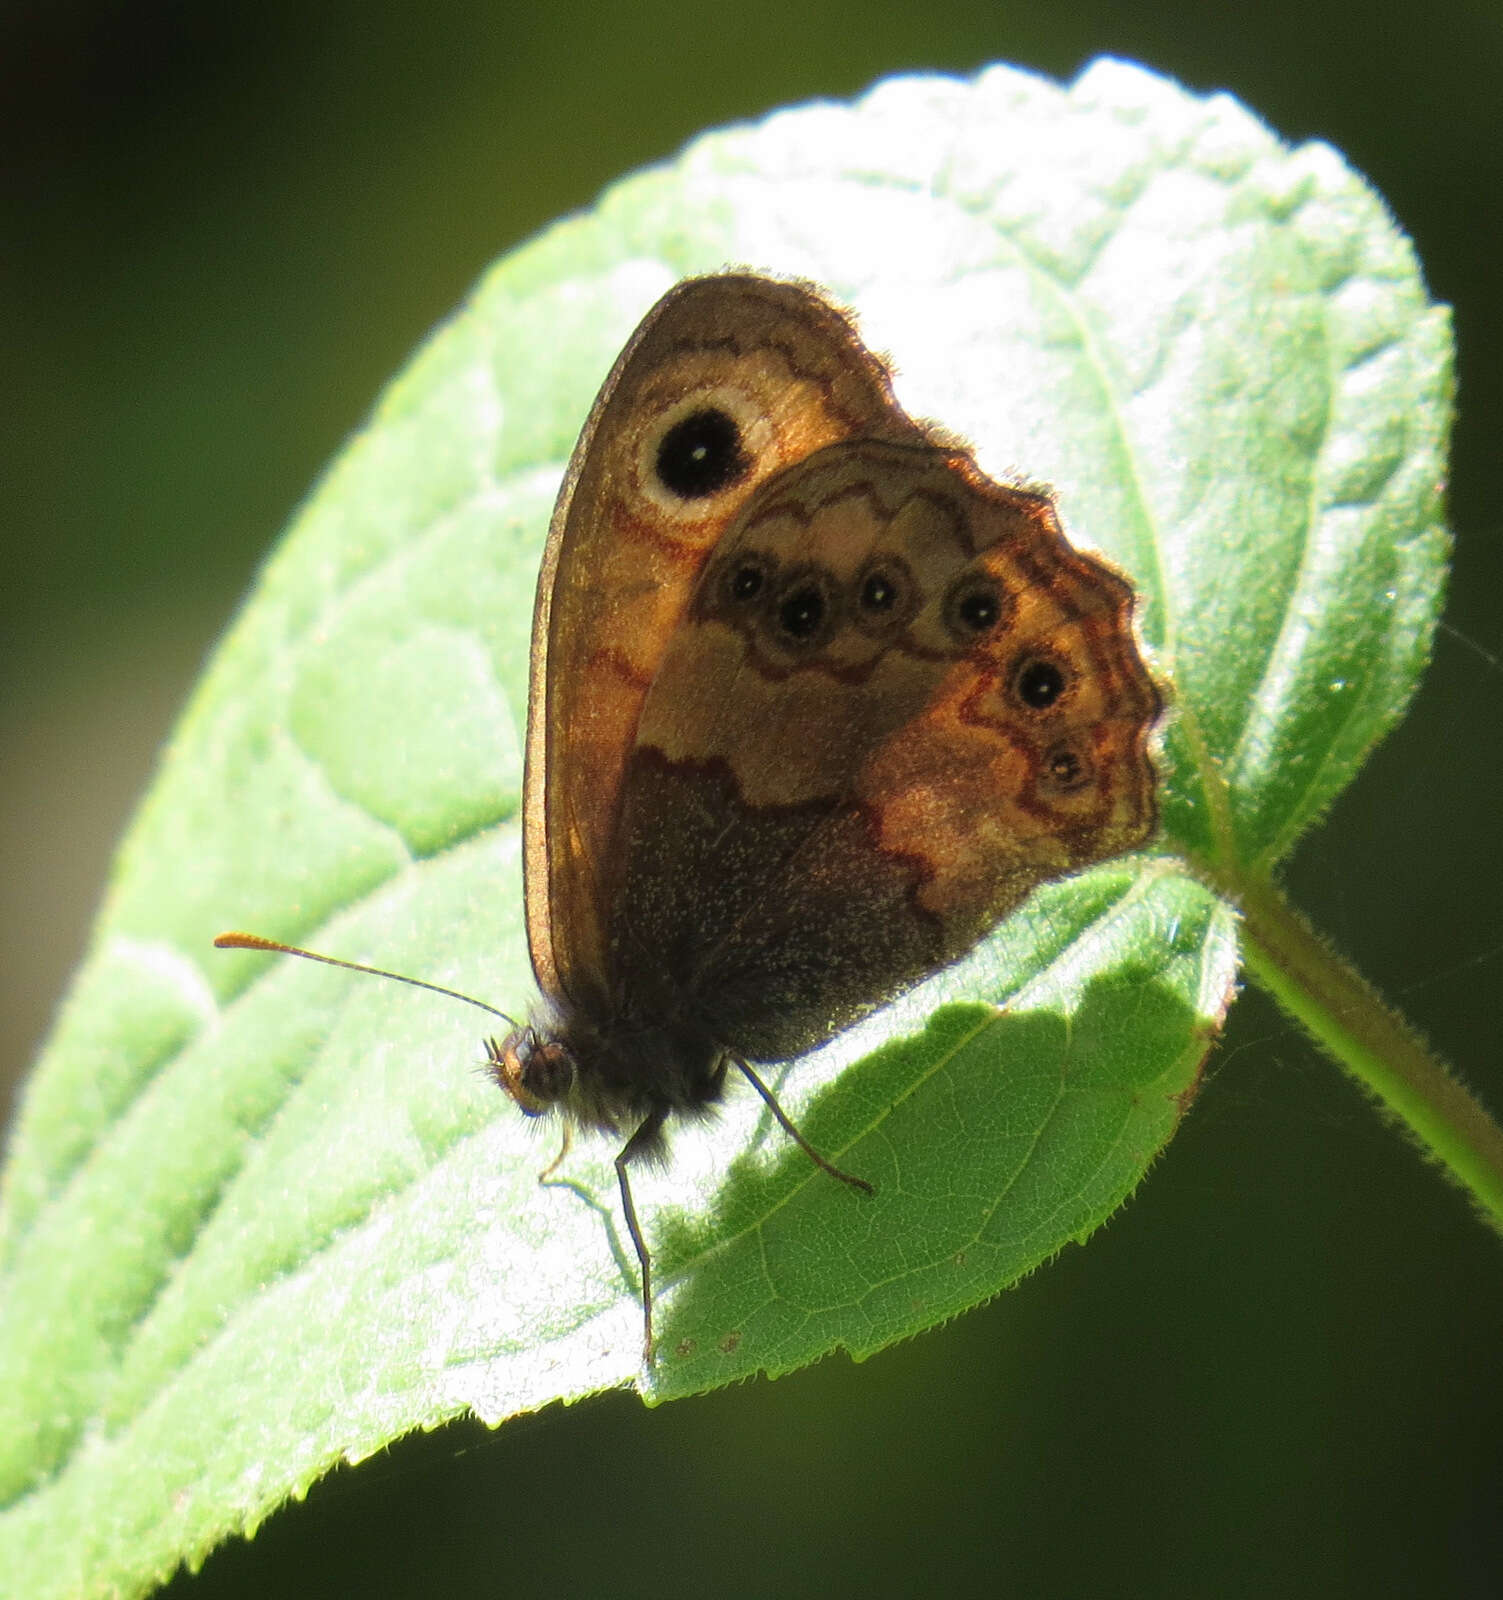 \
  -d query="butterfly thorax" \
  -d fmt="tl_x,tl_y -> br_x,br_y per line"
489,1003 -> 727,1140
